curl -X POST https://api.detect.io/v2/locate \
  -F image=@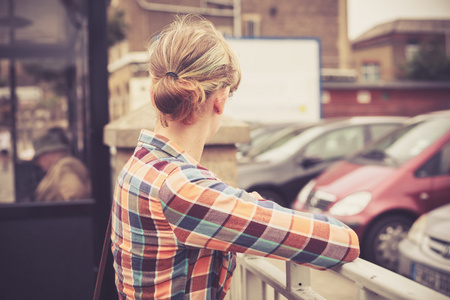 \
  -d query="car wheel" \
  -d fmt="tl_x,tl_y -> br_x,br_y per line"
362,215 -> 414,272
256,189 -> 287,207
